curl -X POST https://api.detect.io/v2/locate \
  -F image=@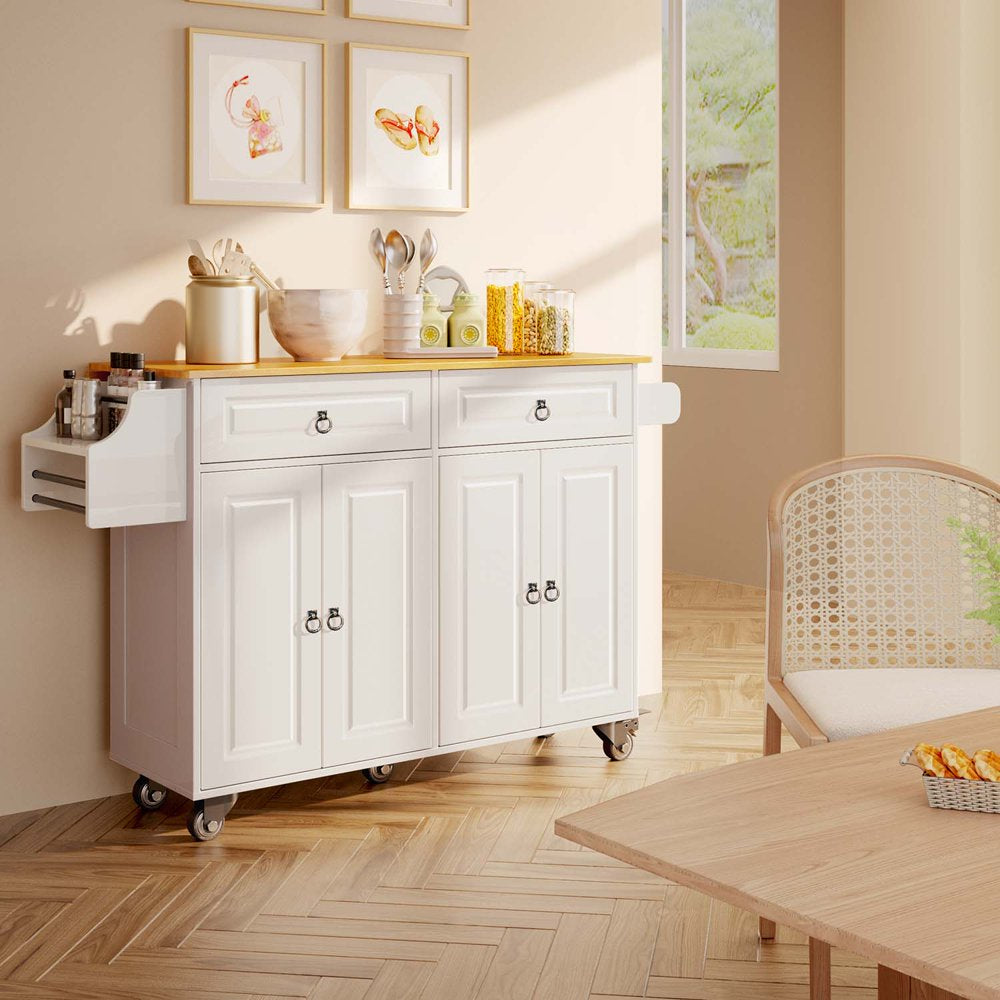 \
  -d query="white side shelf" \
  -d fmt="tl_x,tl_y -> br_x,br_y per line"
21,389 -> 187,528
